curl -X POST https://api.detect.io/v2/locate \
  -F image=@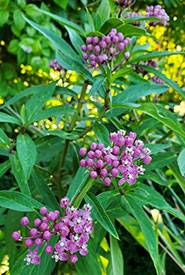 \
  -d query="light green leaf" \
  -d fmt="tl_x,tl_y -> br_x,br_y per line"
113,84 -> 168,104
110,234 -> 124,275
85,192 -> 119,239
66,26 -> 84,55
0,128 -> 10,146
93,121 -> 111,147
7,39 -> 19,55
25,82 -> 56,122
110,67 -> 134,83
0,190 -> 43,211
29,105 -> 74,123
67,167 -> 90,202
89,78 -> 105,96
54,0 -> 68,9
0,10 -> 9,26
100,18 -> 124,34
137,65 -> 185,99
97,0 -> 110,26
118,23 -> 149,37
37,8 -> 84,35
128,51 -> 185,64
23,16 -> 81,61
13,10 -> 25,31
178,148 -> 185,177
0,112 -> 21,125
145,144 -> 171,154
16,134 -> 37,181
